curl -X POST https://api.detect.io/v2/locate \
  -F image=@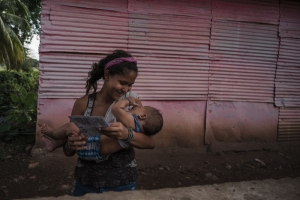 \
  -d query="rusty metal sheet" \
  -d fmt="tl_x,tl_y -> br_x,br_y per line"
39,1 -> 129,99
128,13 -> 211,59
212,0 -> 279,24
39,53 -> 101,98
275,64 -> 300,107
275,0 -> 300,107
39,53 -> 210,100
40,0 -> 212,100
277,107 -> 300,142
134,57 -> 209,100
128,0 -> 211,16
205,101 -> 279,144
40,4 -> 129,54
209,20 -> 279,102
279,0 -> 300,38
128,10 -> 211,100
42,0 -> 128,12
